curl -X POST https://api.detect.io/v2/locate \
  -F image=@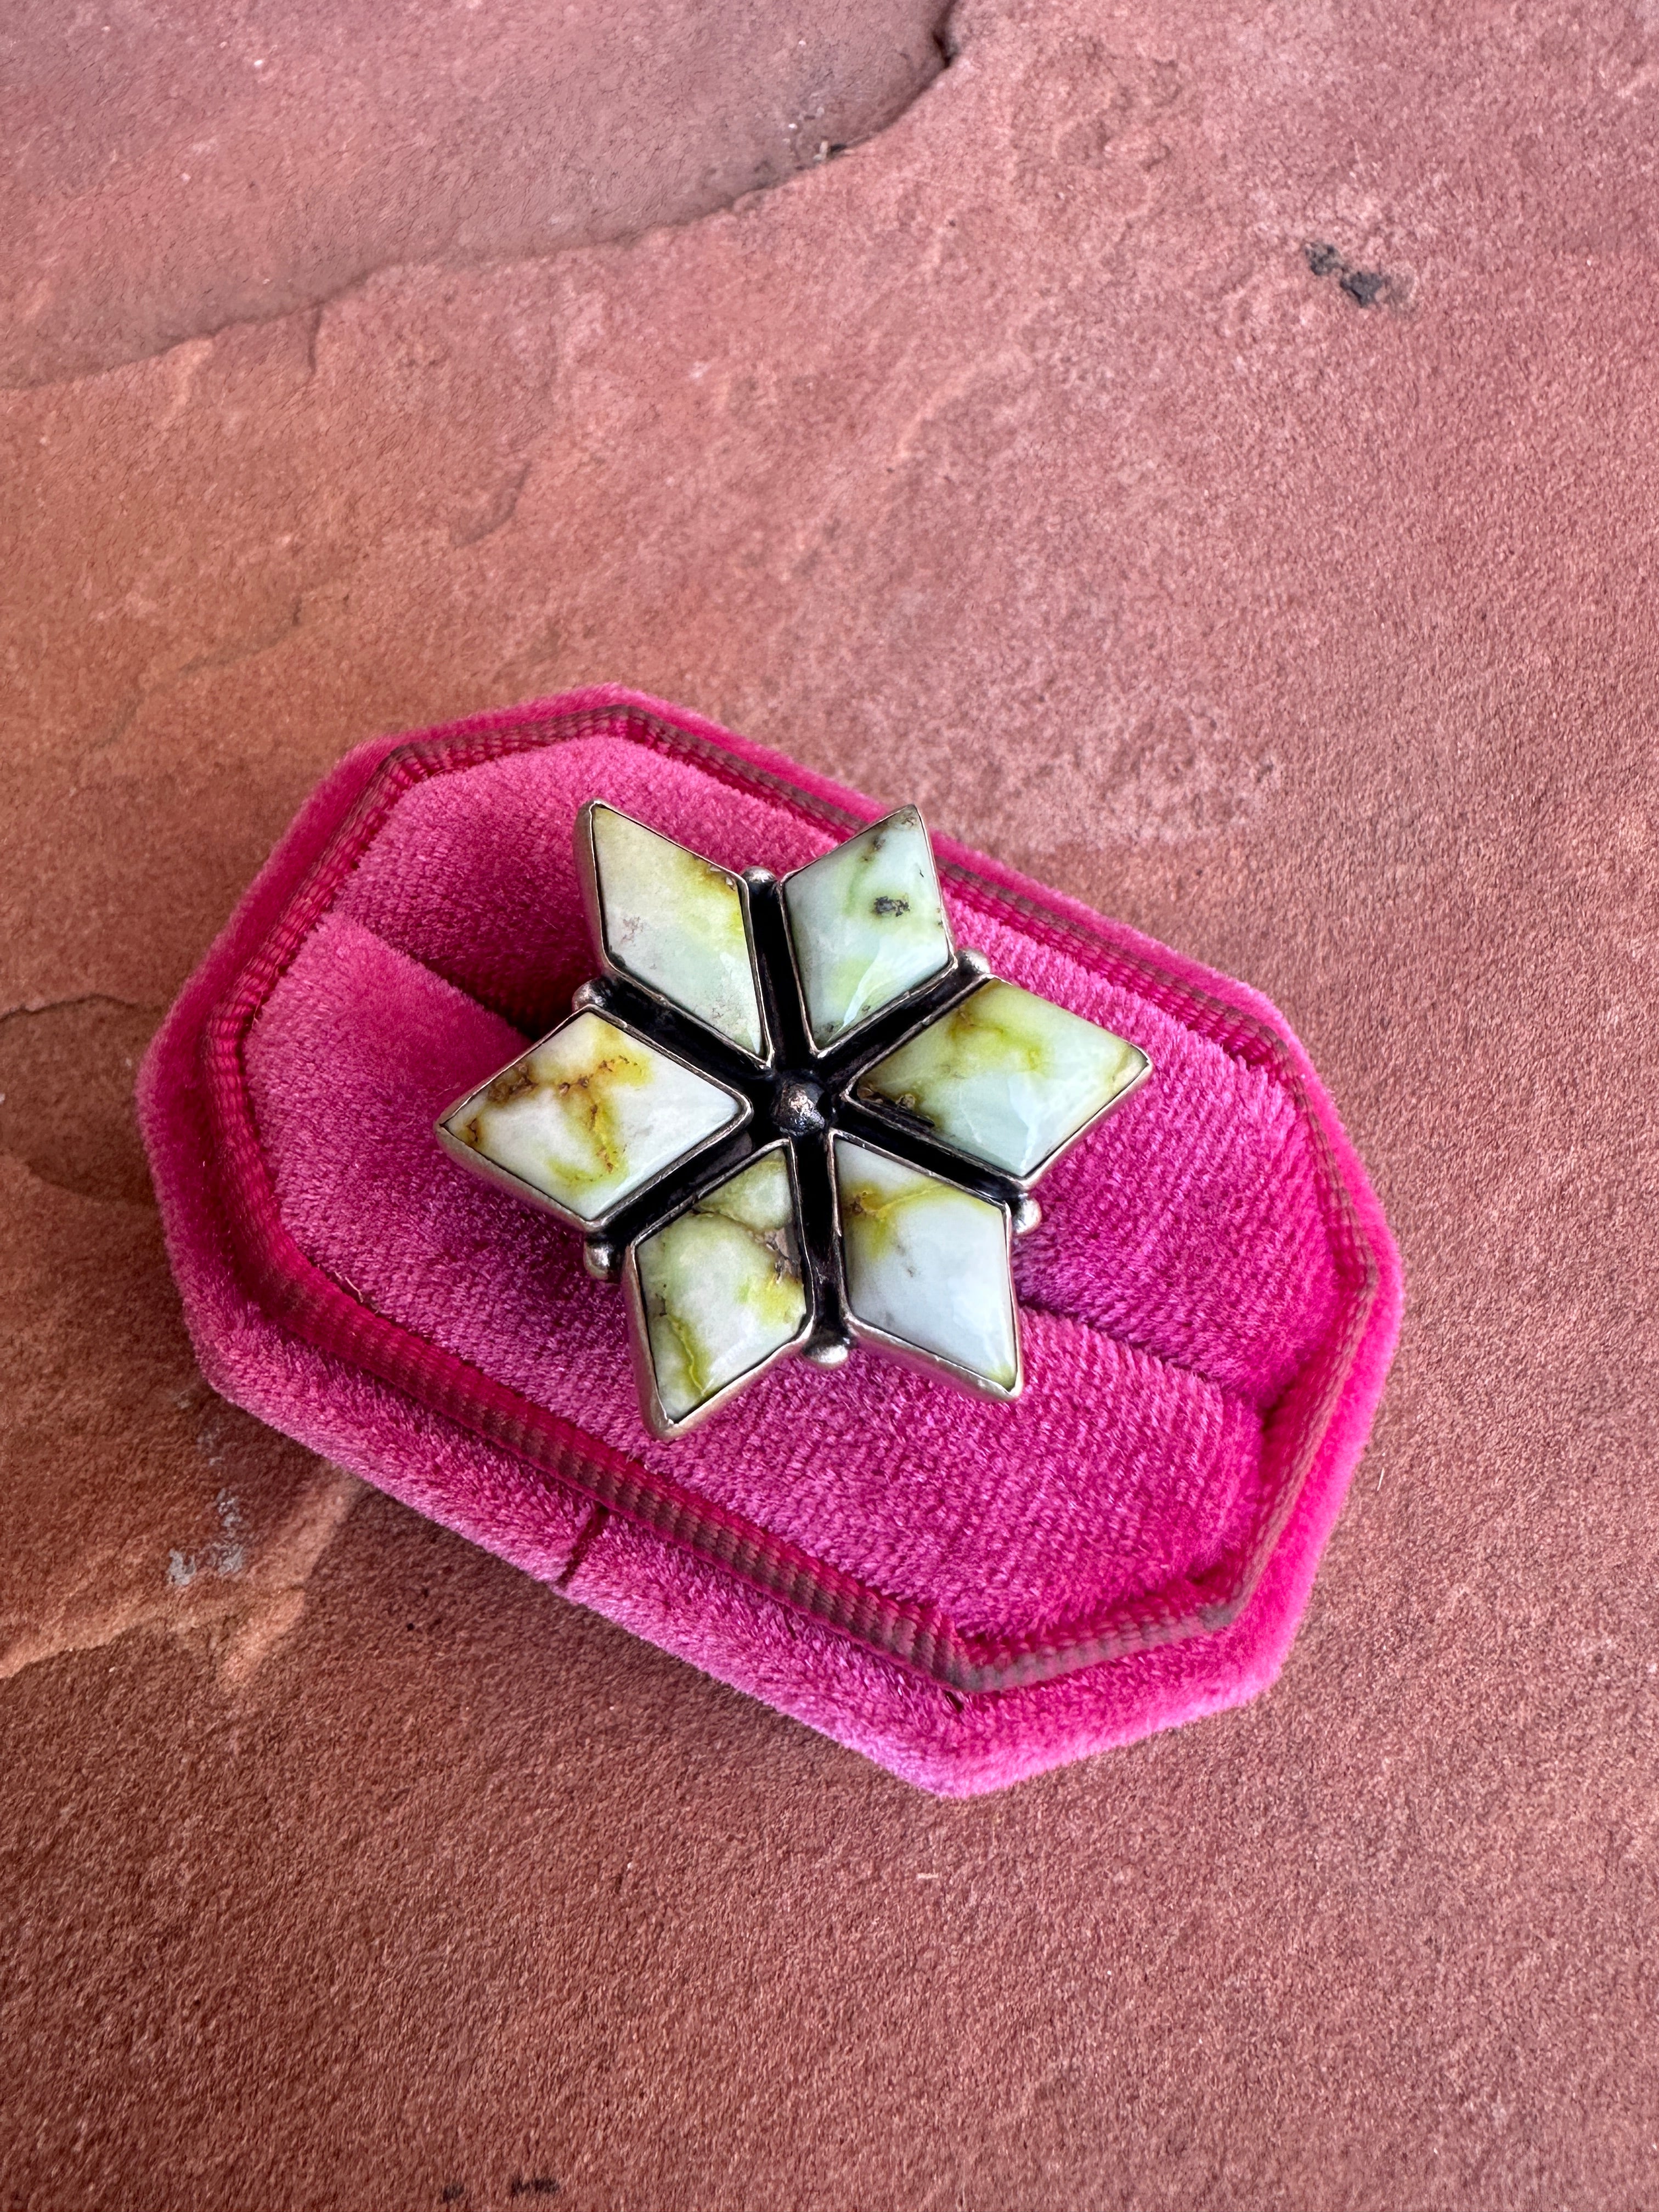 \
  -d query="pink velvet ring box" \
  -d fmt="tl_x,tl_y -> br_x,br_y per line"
138,687 -> 1403,1795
